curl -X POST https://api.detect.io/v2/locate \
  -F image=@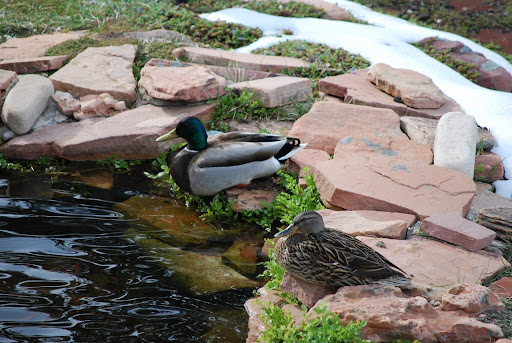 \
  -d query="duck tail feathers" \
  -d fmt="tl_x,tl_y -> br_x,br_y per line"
374,275 -> 412,287
276,137 -> 308,161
